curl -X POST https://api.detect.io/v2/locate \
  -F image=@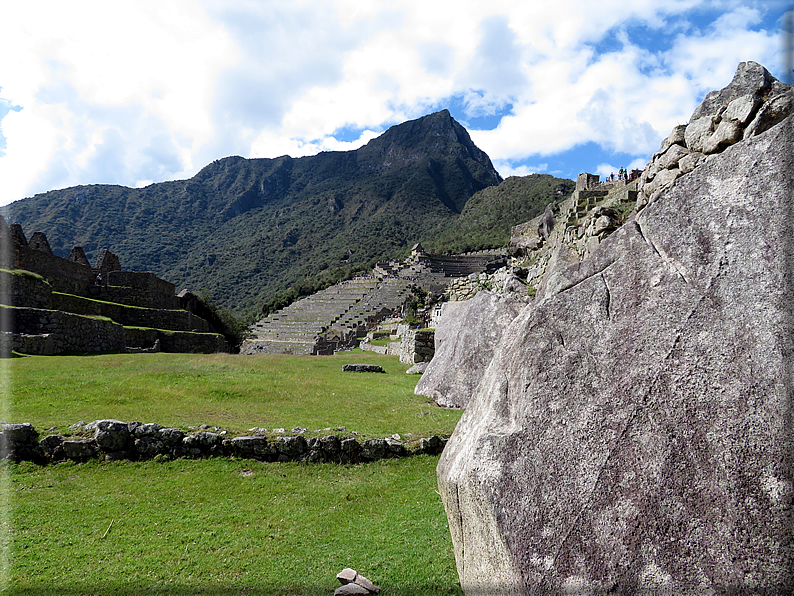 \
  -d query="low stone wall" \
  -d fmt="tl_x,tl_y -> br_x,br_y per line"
50,292 -> 210,332
0,421 -> 448,465
156,329 -> 227,354
1,306 -> 125,354
399,329 -> 435,364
